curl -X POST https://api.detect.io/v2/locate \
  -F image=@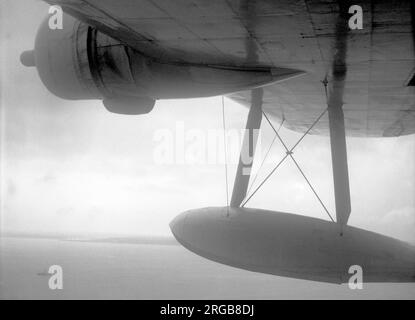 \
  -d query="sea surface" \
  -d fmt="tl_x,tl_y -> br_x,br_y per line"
1,236 -> 414,299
